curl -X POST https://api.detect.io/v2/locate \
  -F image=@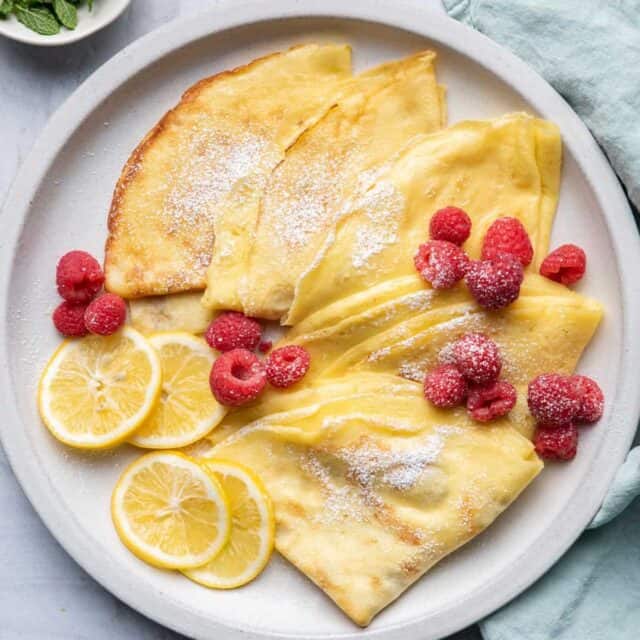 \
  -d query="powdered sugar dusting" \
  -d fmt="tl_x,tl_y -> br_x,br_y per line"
268,146 -> 347,251
399,360 -> 429,382
119,122 -> 278,288
351,179 -> 404,270
299,426 -> 459,526
299,451 -> 364,523
367,346 -> 392,363
163,127 -> 275,235
404,289 -> 436,312
341,431 -> 447,491
438,341 -> 457,365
